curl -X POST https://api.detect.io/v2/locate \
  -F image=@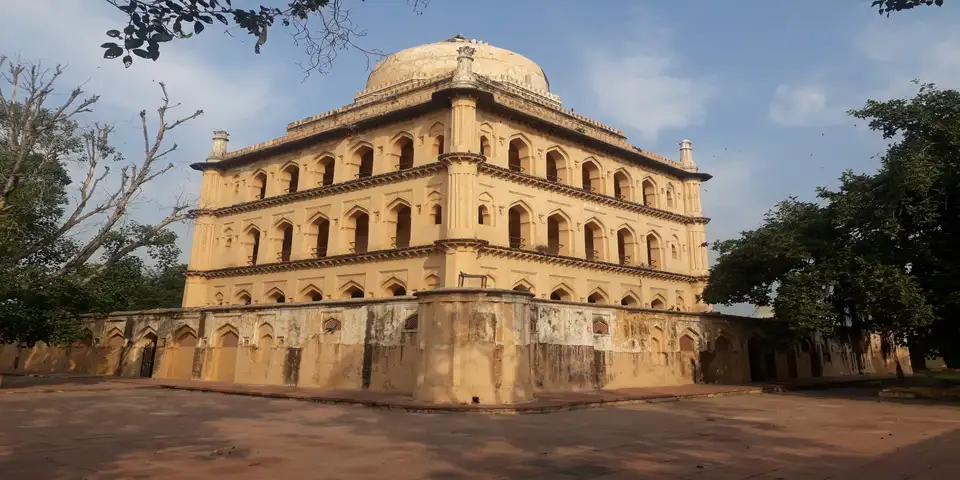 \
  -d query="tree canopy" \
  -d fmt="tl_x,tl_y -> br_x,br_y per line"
703,83 -> 960,367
